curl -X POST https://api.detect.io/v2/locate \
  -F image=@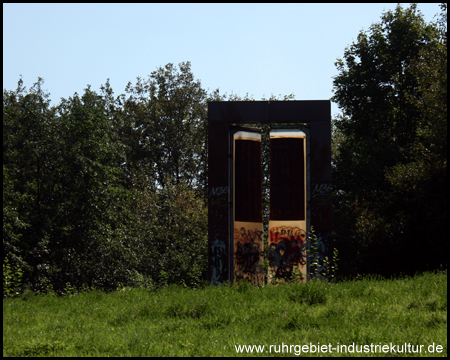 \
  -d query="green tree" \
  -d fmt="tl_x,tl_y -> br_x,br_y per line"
115,62 -> 214,286
121,62 -> 209,194
384,3 -> 447,273
127,180 -> 208,287
3,166 -> 29,274
51,86 -> 139,290
3,64 -> 215,292
3,78 -> 61,289
3,78 -> 142,291
3,81 -> 30,274
332,4 -> 446,276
